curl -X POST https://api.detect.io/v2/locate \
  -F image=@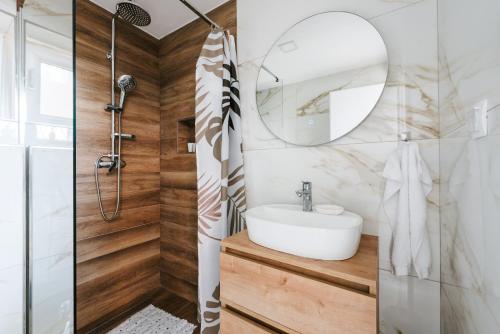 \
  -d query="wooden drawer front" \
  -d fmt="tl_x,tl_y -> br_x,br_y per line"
221,307 -> 277,334
220,252 -> 376,334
